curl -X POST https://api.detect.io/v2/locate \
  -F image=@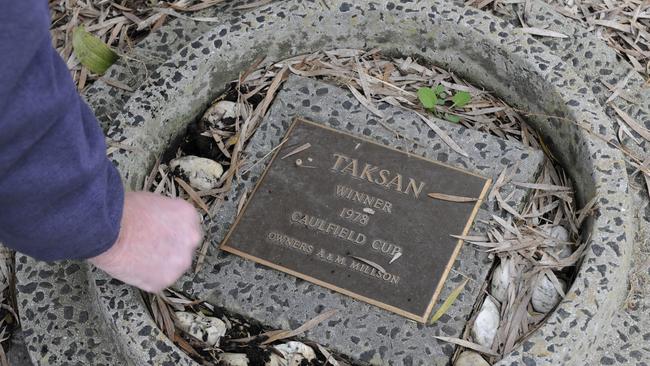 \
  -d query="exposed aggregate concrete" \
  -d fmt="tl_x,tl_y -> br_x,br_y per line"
15,1 -> 646,365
